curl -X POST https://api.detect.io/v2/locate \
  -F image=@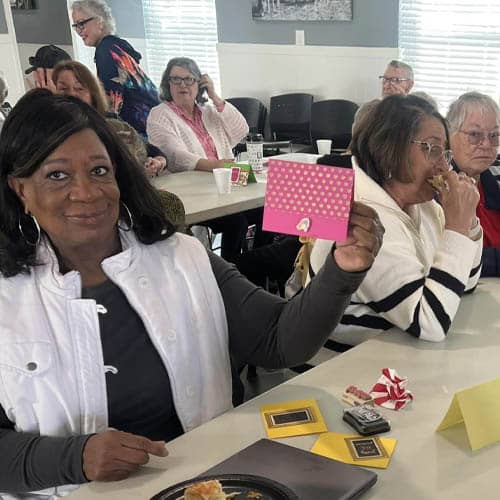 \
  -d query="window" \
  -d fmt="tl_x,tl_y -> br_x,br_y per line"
141,0 -> 220,91
399,1 -> 500,113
